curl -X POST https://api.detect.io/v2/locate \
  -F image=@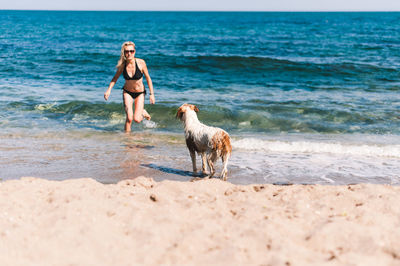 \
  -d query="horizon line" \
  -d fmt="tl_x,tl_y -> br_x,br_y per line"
1,9 -> 400,12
